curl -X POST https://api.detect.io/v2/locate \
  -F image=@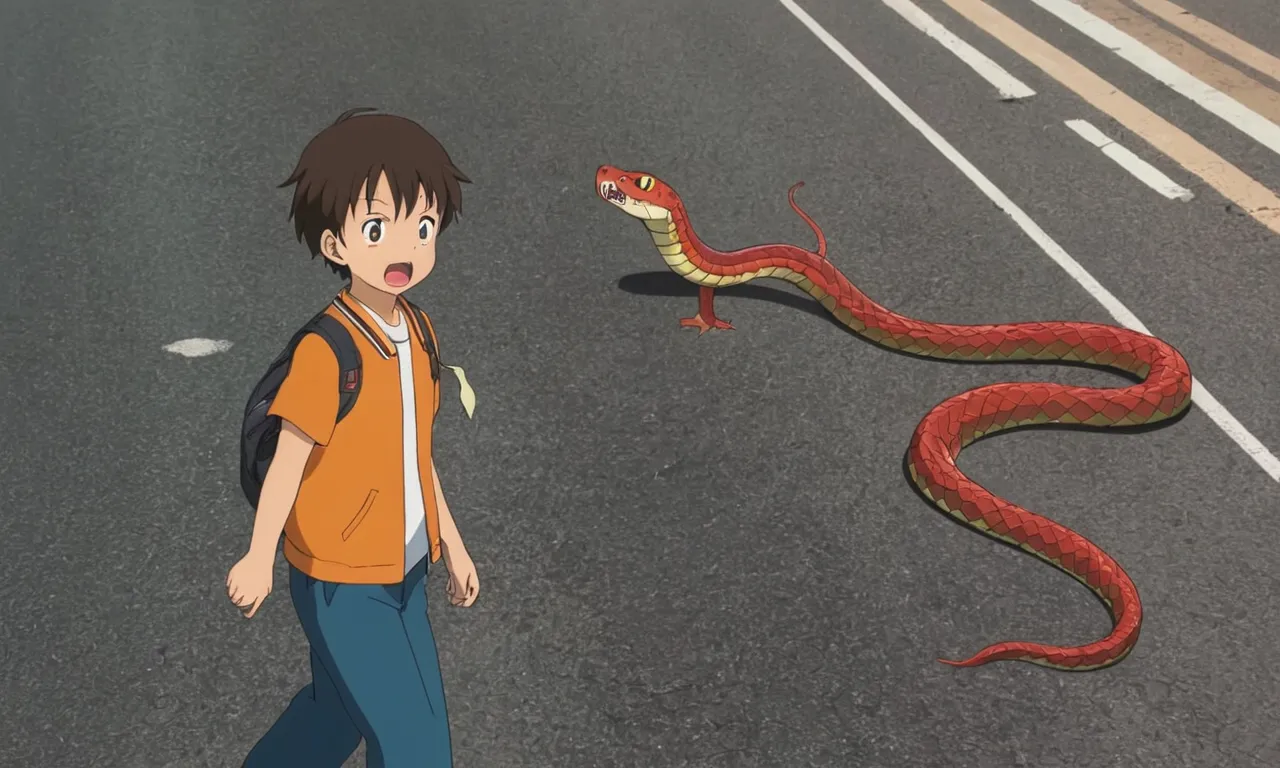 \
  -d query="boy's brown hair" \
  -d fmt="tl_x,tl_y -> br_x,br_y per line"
280,108 -> 472,280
